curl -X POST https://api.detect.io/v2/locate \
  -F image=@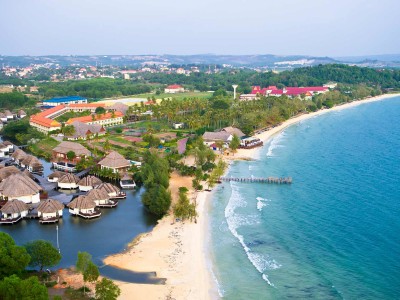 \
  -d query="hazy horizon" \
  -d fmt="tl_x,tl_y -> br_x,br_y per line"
1,0 -> 399,57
